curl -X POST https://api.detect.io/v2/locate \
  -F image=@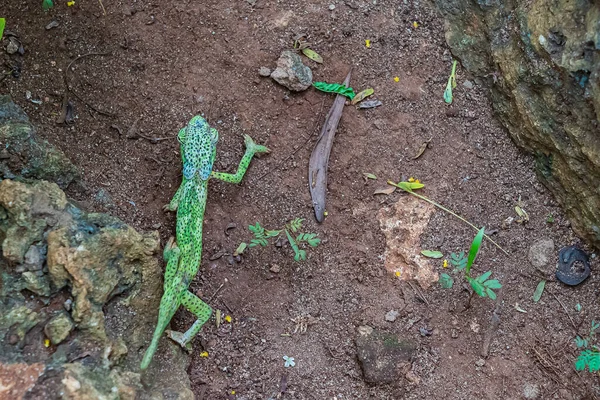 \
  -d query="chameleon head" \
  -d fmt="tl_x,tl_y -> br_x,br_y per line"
182,116 -> 218,180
